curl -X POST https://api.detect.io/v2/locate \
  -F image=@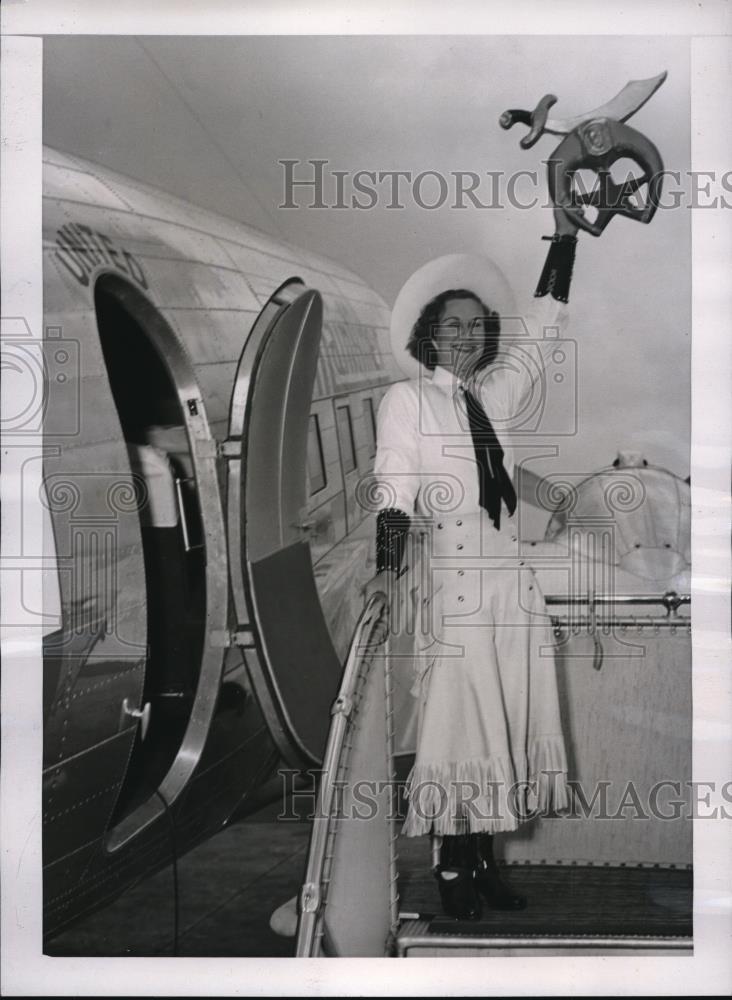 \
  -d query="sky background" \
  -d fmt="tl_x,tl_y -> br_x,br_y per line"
43,34 -> 691,478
